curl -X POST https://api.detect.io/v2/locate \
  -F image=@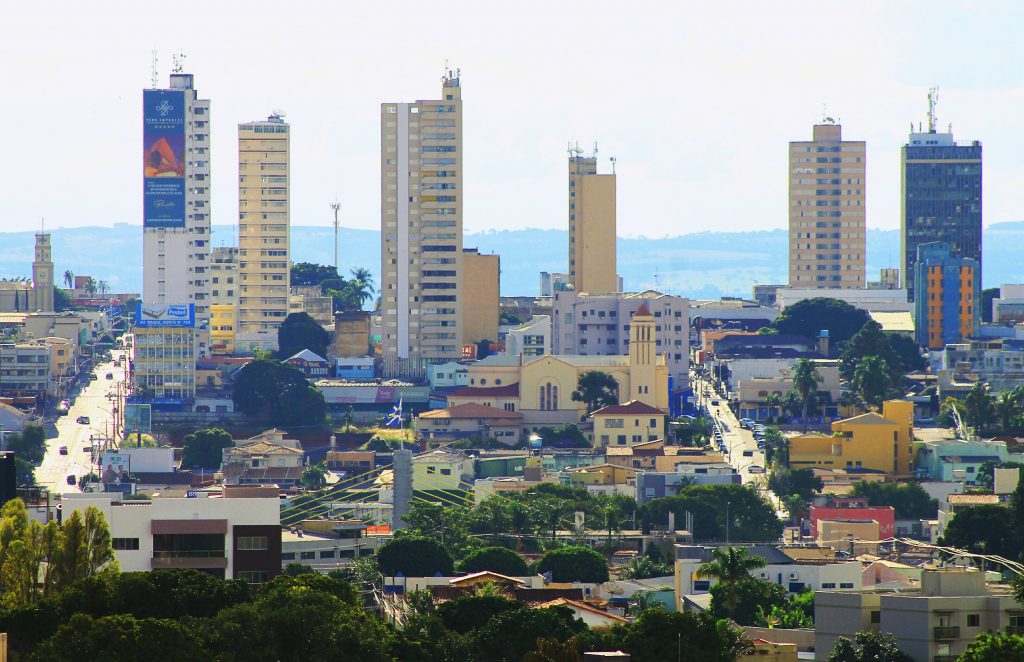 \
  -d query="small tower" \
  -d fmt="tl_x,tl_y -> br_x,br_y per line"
31,232 -> 54,312
628,302 -> 657,407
